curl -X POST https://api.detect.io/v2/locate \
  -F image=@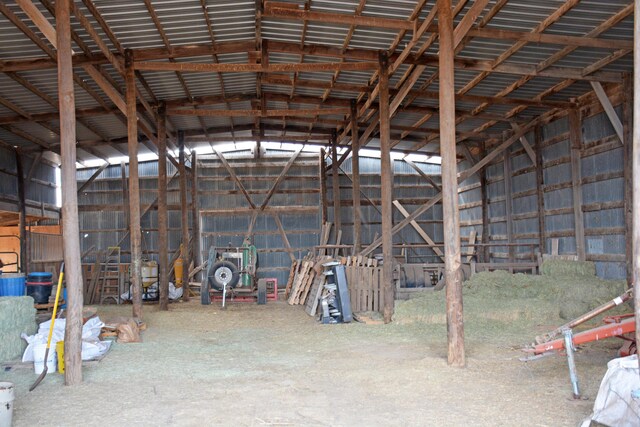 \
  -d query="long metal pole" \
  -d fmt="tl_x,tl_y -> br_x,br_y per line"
57,0 -> 83,385
439,0 -> 465,367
